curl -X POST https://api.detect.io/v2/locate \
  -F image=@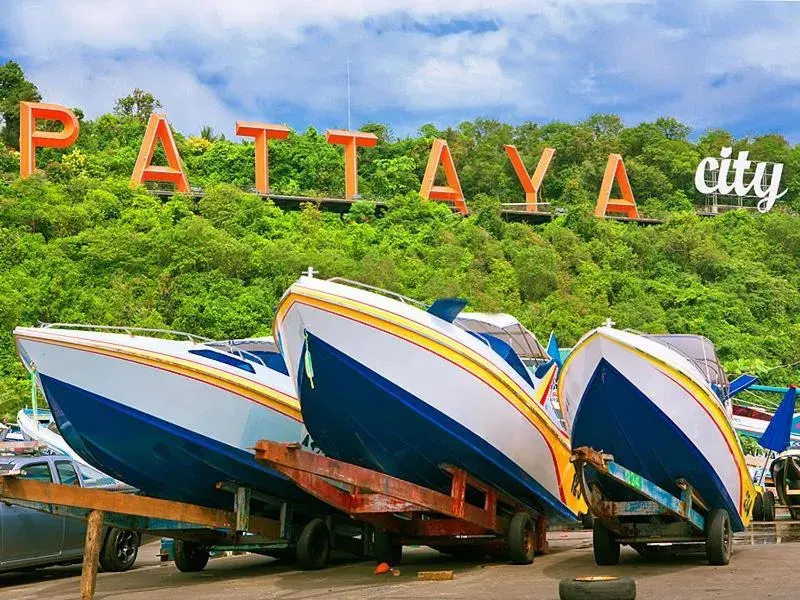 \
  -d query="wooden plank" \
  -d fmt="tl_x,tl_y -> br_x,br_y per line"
0,477 -> 279,538
417,570 -> 454,581
80,510 -> 103,600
